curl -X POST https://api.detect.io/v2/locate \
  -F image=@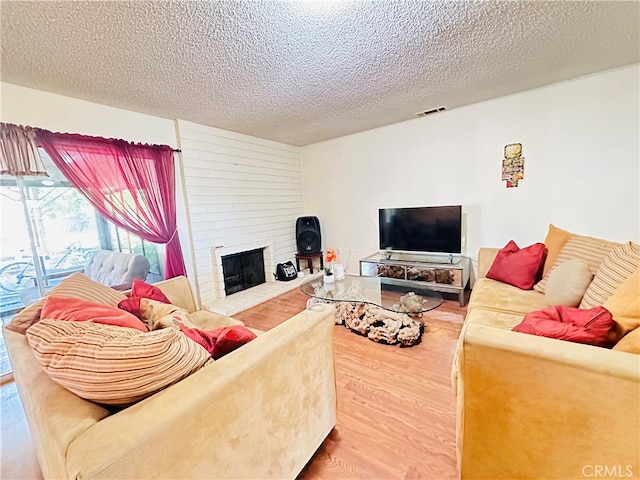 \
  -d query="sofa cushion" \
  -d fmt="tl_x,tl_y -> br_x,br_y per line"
26,319 -> 210,406
468,278 -> 548,316
580,241 -> 640,309
544,259 -> 593,307
542,224 -> 573,277
512,305 -> 615,347
463,306 -> 525,330
613,328 -> 640,354
5,273 -> 127,335
41,296 -> 148,332
604,267 -> 640,340
486,240 -> 546,290
534,235 -> 620,294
